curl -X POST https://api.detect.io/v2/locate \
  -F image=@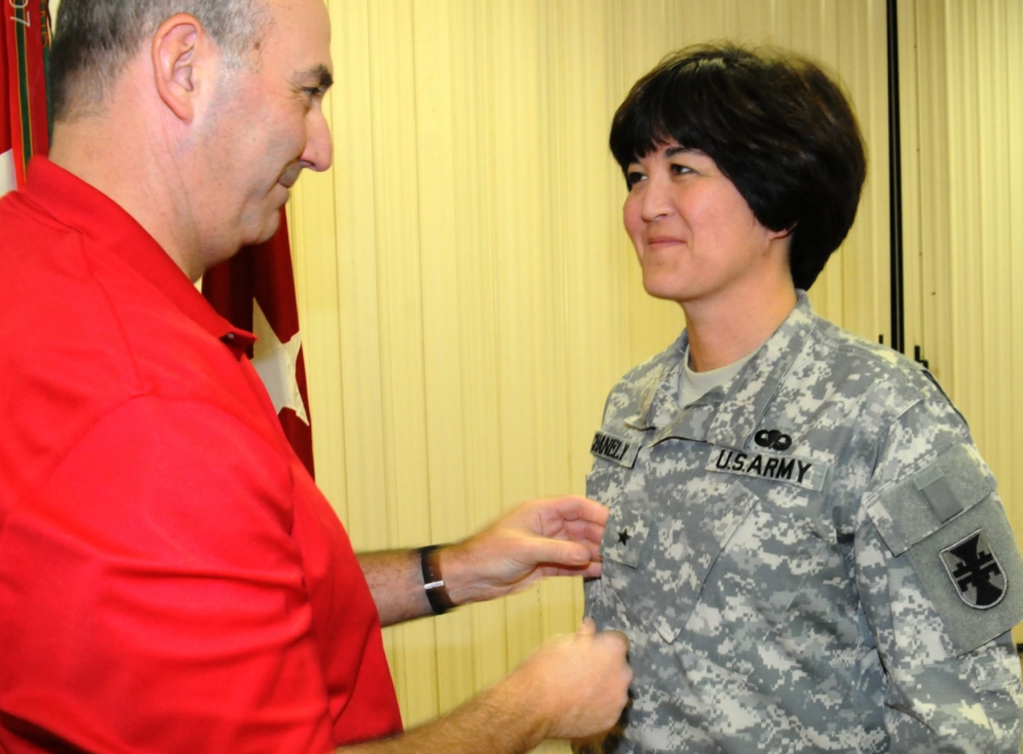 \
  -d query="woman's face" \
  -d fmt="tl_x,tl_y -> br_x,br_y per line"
622,142 -> 788,307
